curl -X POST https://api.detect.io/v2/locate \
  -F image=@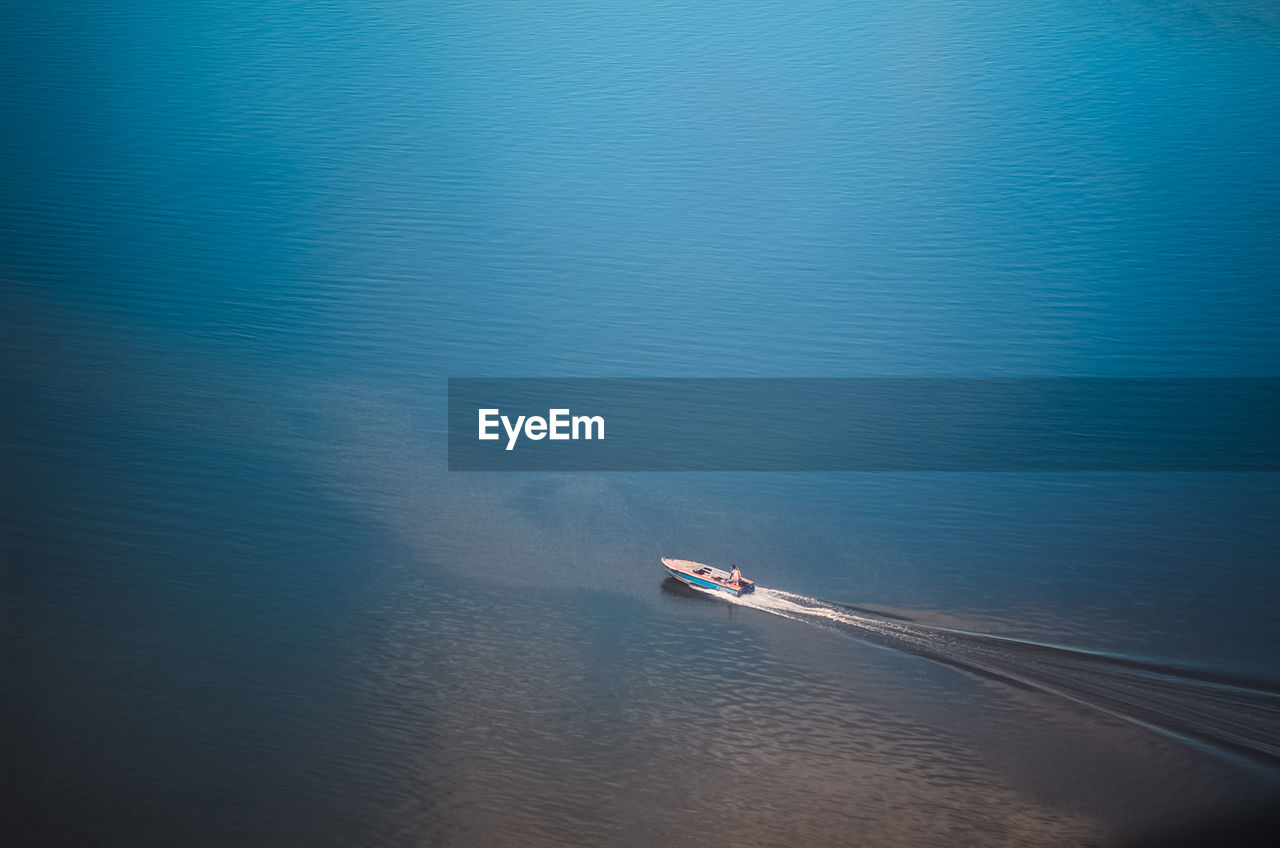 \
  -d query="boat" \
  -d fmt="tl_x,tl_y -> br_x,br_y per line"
661,557 -> 755,597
